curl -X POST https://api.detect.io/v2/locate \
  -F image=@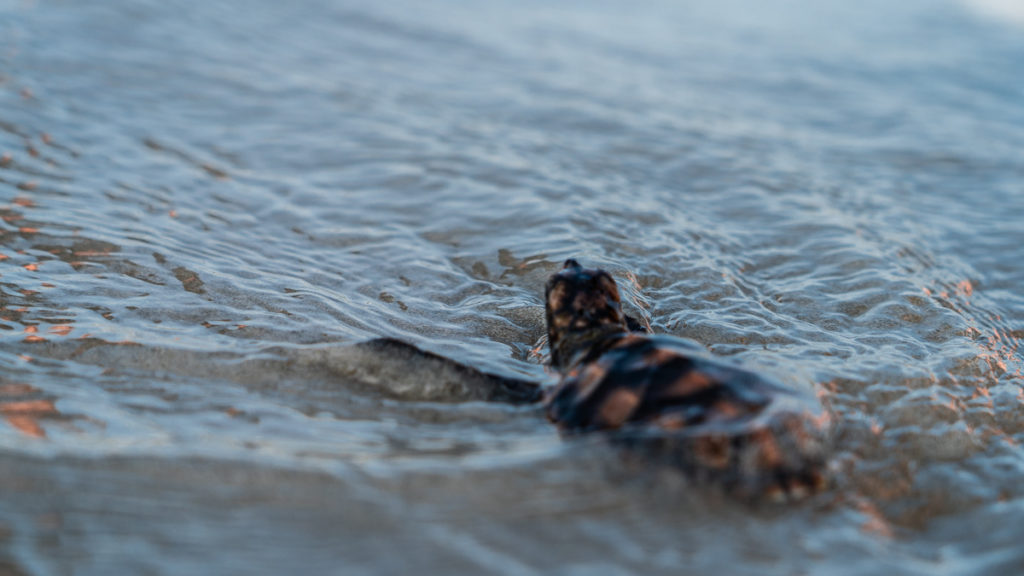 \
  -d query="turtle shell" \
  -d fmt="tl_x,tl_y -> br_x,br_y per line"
543,261 -> 830,499
545,333 -> 829,499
